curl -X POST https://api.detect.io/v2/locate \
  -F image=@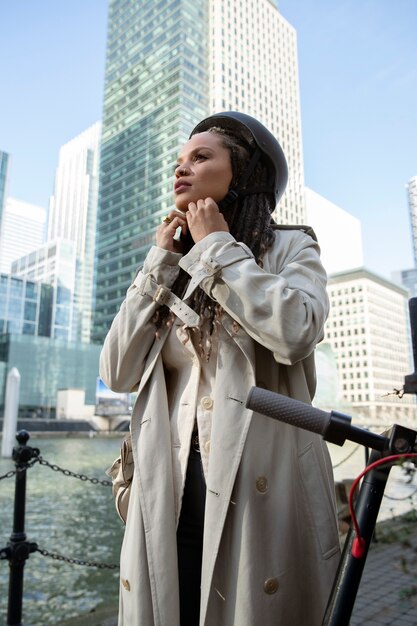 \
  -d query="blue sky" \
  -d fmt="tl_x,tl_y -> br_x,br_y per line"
1,0 -> 416,279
